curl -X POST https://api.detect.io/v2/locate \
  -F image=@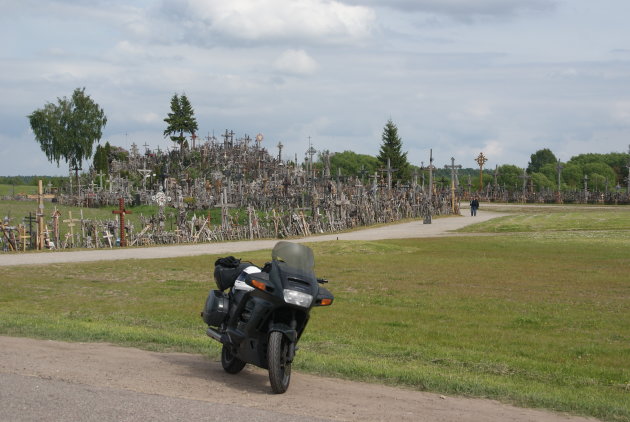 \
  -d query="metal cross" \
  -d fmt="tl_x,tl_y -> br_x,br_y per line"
475,152 -> 488,191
